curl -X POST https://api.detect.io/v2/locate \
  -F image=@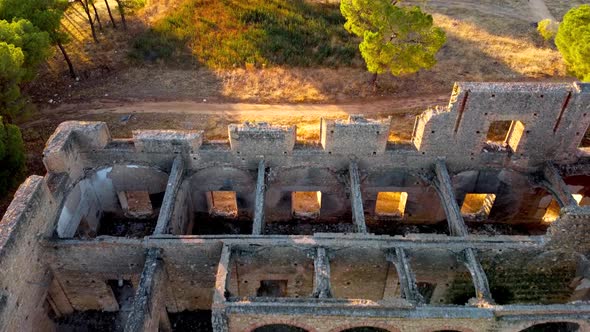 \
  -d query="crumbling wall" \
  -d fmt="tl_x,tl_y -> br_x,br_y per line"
321,116 -> 391,156
413,82 -> 590,168
47,239 -> 145,311
0,176 -> 62,331
548,206 -> 590,255
168,180 -> 193,235
229,122 -> 296,155
43,121 -> 111,179
3,82 -> 590,331
477,249 -> 581,305
406,249 -> 475,305
158,240 -> 223,311
329,248 -> 392,301
227,246 -> 314,298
